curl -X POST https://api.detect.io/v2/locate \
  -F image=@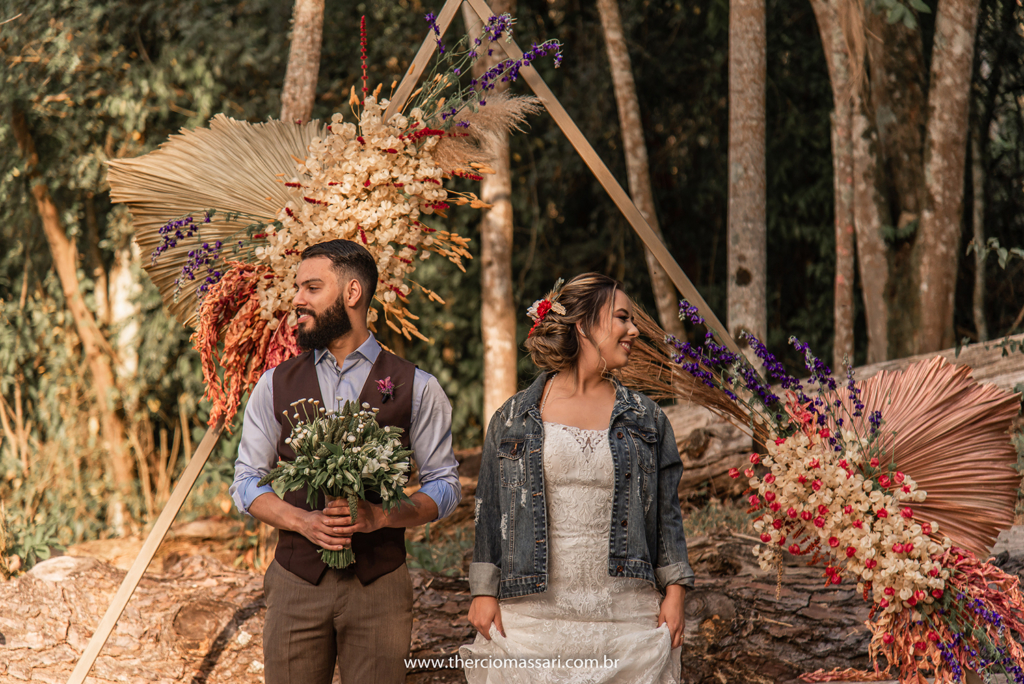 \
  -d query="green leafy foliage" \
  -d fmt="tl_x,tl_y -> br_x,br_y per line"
869,0 -> 932,30
683,499 -> 752,538
967,237 -> 1024,270
880,219 -> 920,244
